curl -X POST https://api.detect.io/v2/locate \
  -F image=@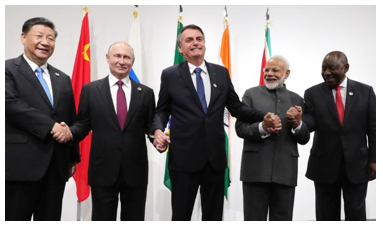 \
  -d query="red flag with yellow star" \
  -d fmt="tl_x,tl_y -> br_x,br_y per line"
72,11 -> 91,202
